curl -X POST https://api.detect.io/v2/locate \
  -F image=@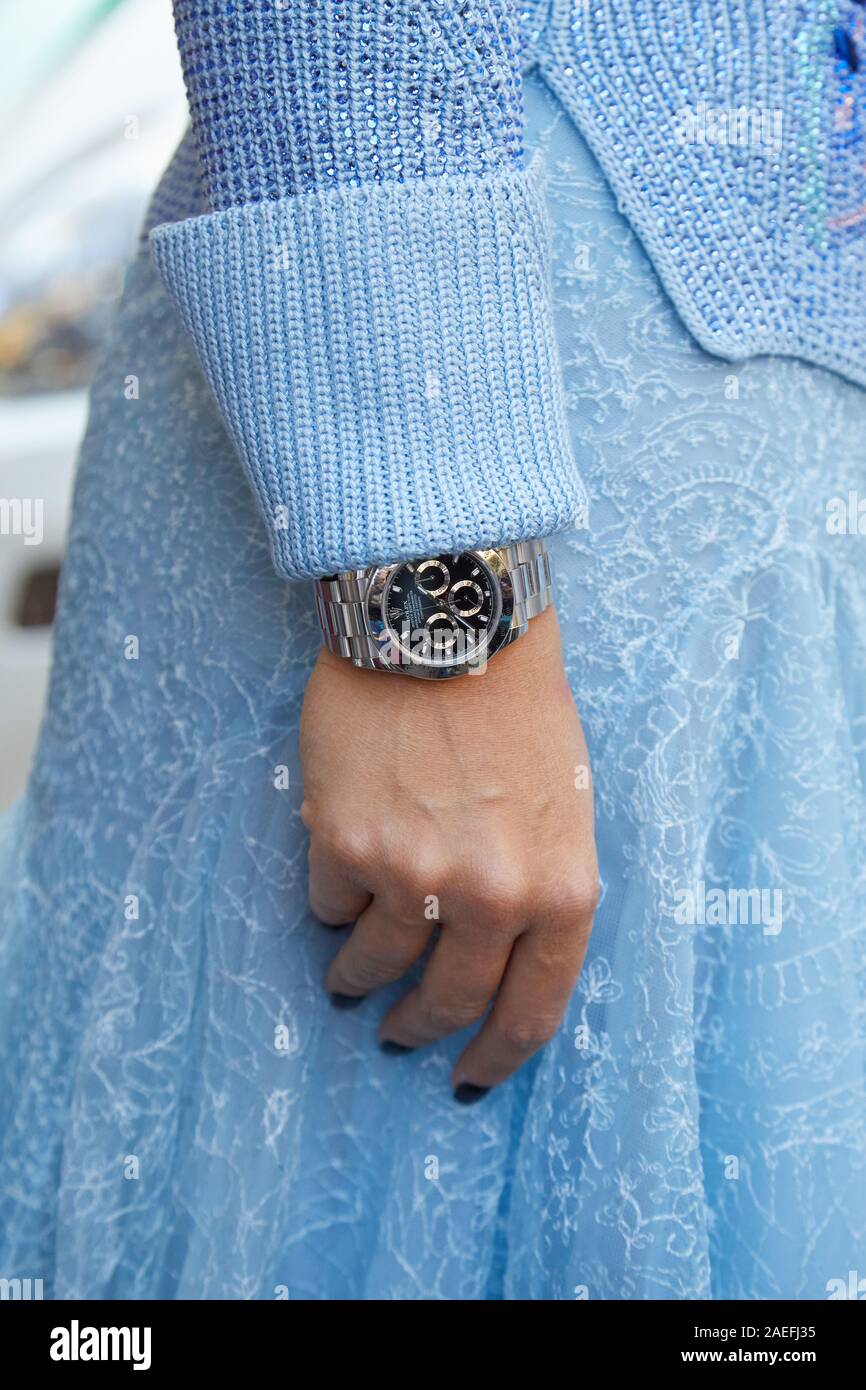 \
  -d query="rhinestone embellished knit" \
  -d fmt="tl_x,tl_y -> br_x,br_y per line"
173,0 -> 525,207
